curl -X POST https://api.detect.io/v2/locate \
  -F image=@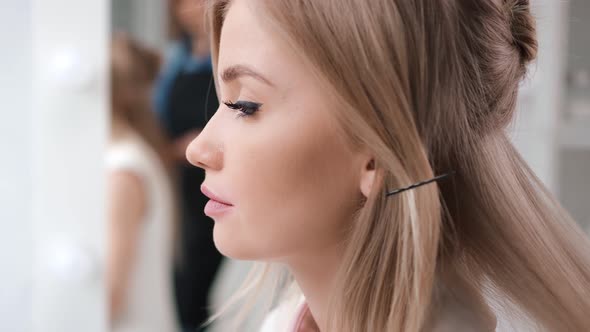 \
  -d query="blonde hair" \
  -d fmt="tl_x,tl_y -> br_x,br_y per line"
207,0 -> 590,330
